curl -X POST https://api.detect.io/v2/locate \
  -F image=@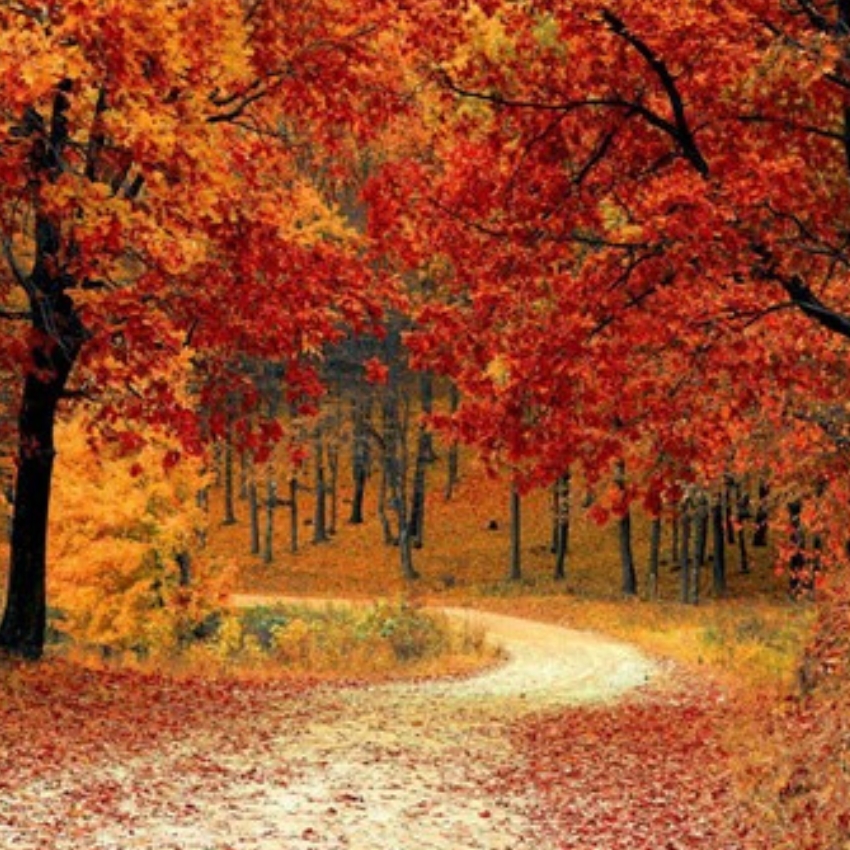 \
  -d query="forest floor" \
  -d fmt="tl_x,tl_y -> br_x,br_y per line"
0,605 -> 761,850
